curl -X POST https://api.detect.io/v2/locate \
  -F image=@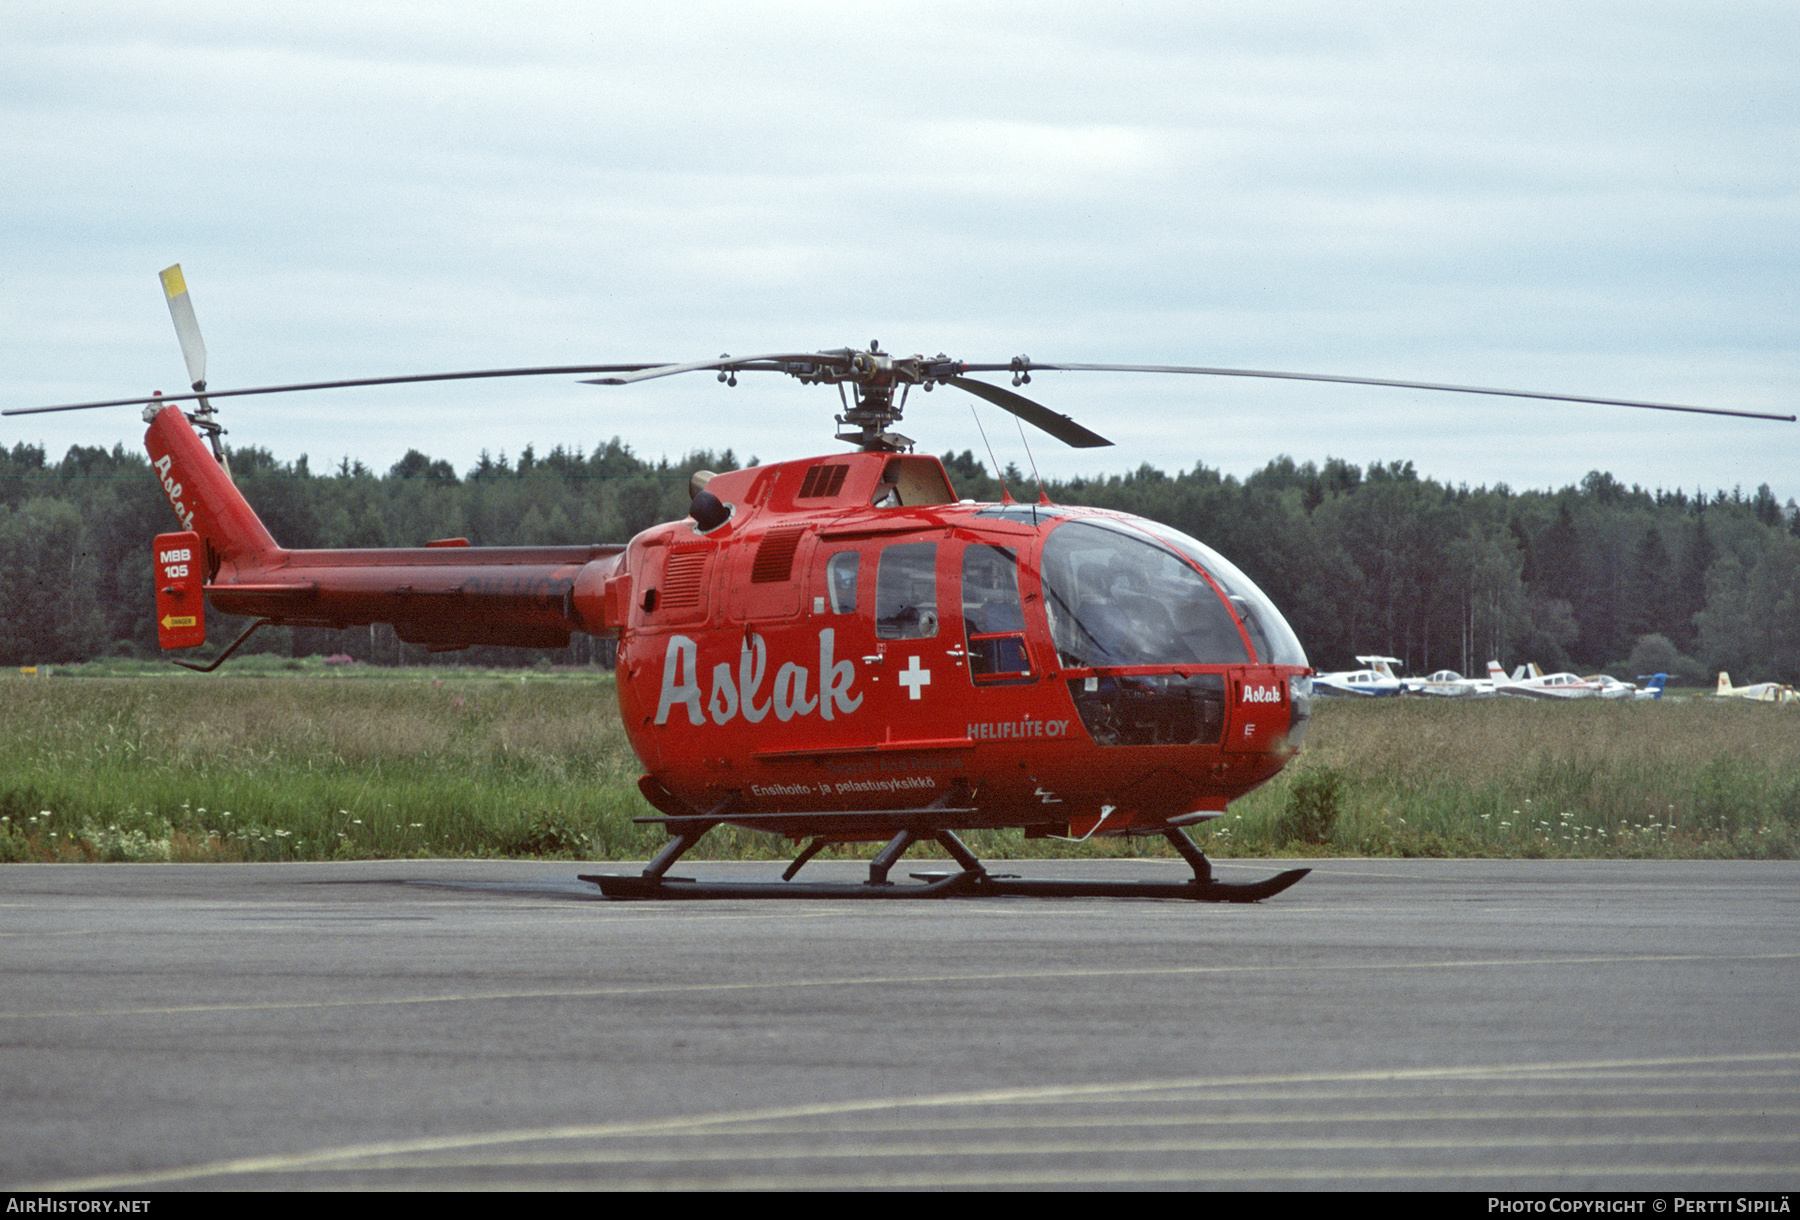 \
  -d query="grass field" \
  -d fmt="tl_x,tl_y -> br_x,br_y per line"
3,663 -> 1797,863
